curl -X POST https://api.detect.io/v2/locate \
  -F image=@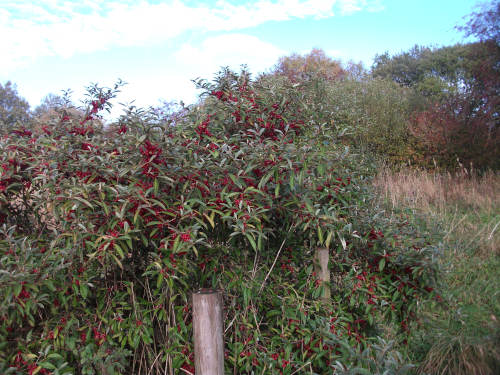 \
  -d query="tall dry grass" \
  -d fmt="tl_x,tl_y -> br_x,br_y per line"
373,168 -> 499,255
